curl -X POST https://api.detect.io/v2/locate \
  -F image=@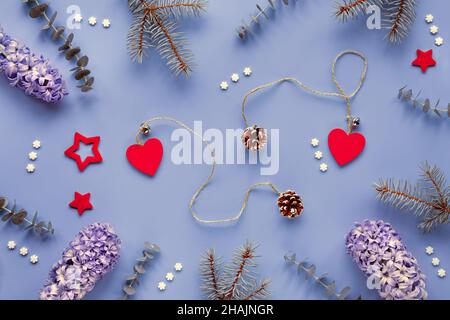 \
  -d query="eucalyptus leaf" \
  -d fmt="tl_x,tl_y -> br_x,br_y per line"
134,264 -> 146,275
0,197 -> 8,211
122,285 -> 136,296
11,209 -> 27,225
